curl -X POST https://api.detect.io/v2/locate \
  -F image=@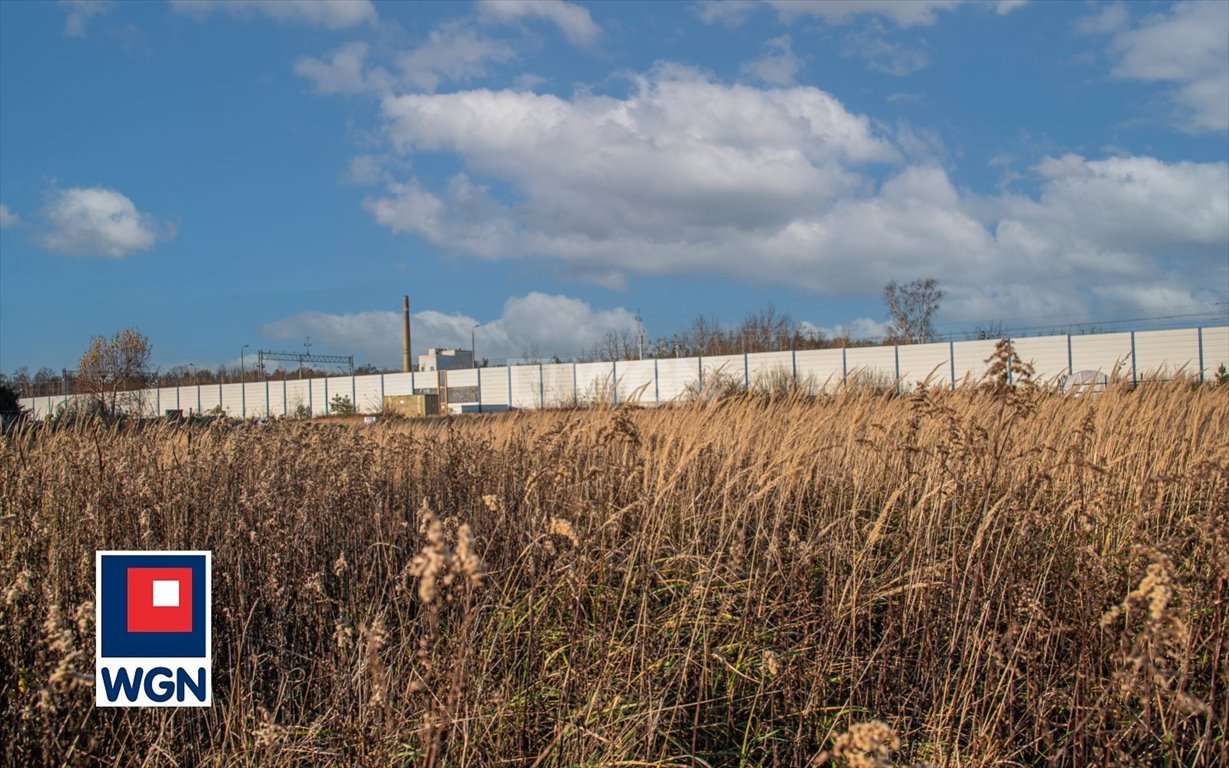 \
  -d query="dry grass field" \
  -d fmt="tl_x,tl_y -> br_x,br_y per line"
2,380 -> 1227,766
